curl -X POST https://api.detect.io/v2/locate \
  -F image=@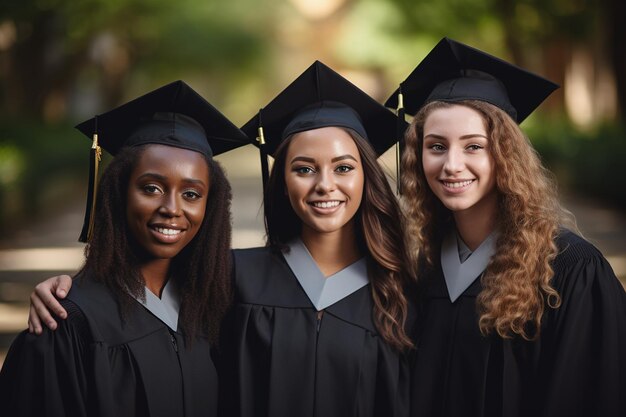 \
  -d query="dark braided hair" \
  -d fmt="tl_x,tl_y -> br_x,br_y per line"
79,144 -> 233,344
